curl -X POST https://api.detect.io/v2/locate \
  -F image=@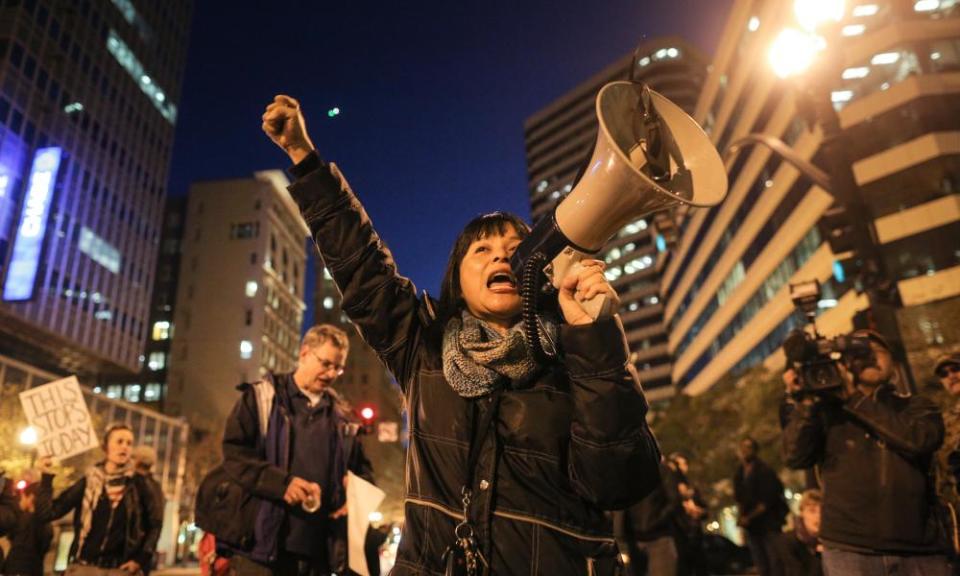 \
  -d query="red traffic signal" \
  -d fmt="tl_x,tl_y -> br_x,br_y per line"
359,405 -> 376,422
